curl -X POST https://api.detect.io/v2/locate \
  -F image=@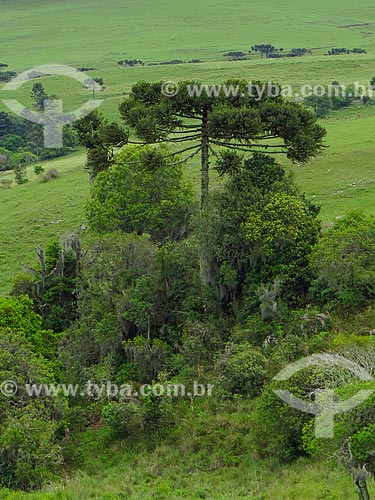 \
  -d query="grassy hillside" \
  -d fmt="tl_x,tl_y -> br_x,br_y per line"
1,3 -> 375,496
3,450 -> 360,499
1,105 -> 375,295
1,0 -> 375,67
0,153 -> 89,294
0,401 -> 370,500
1,0 -> 375,119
